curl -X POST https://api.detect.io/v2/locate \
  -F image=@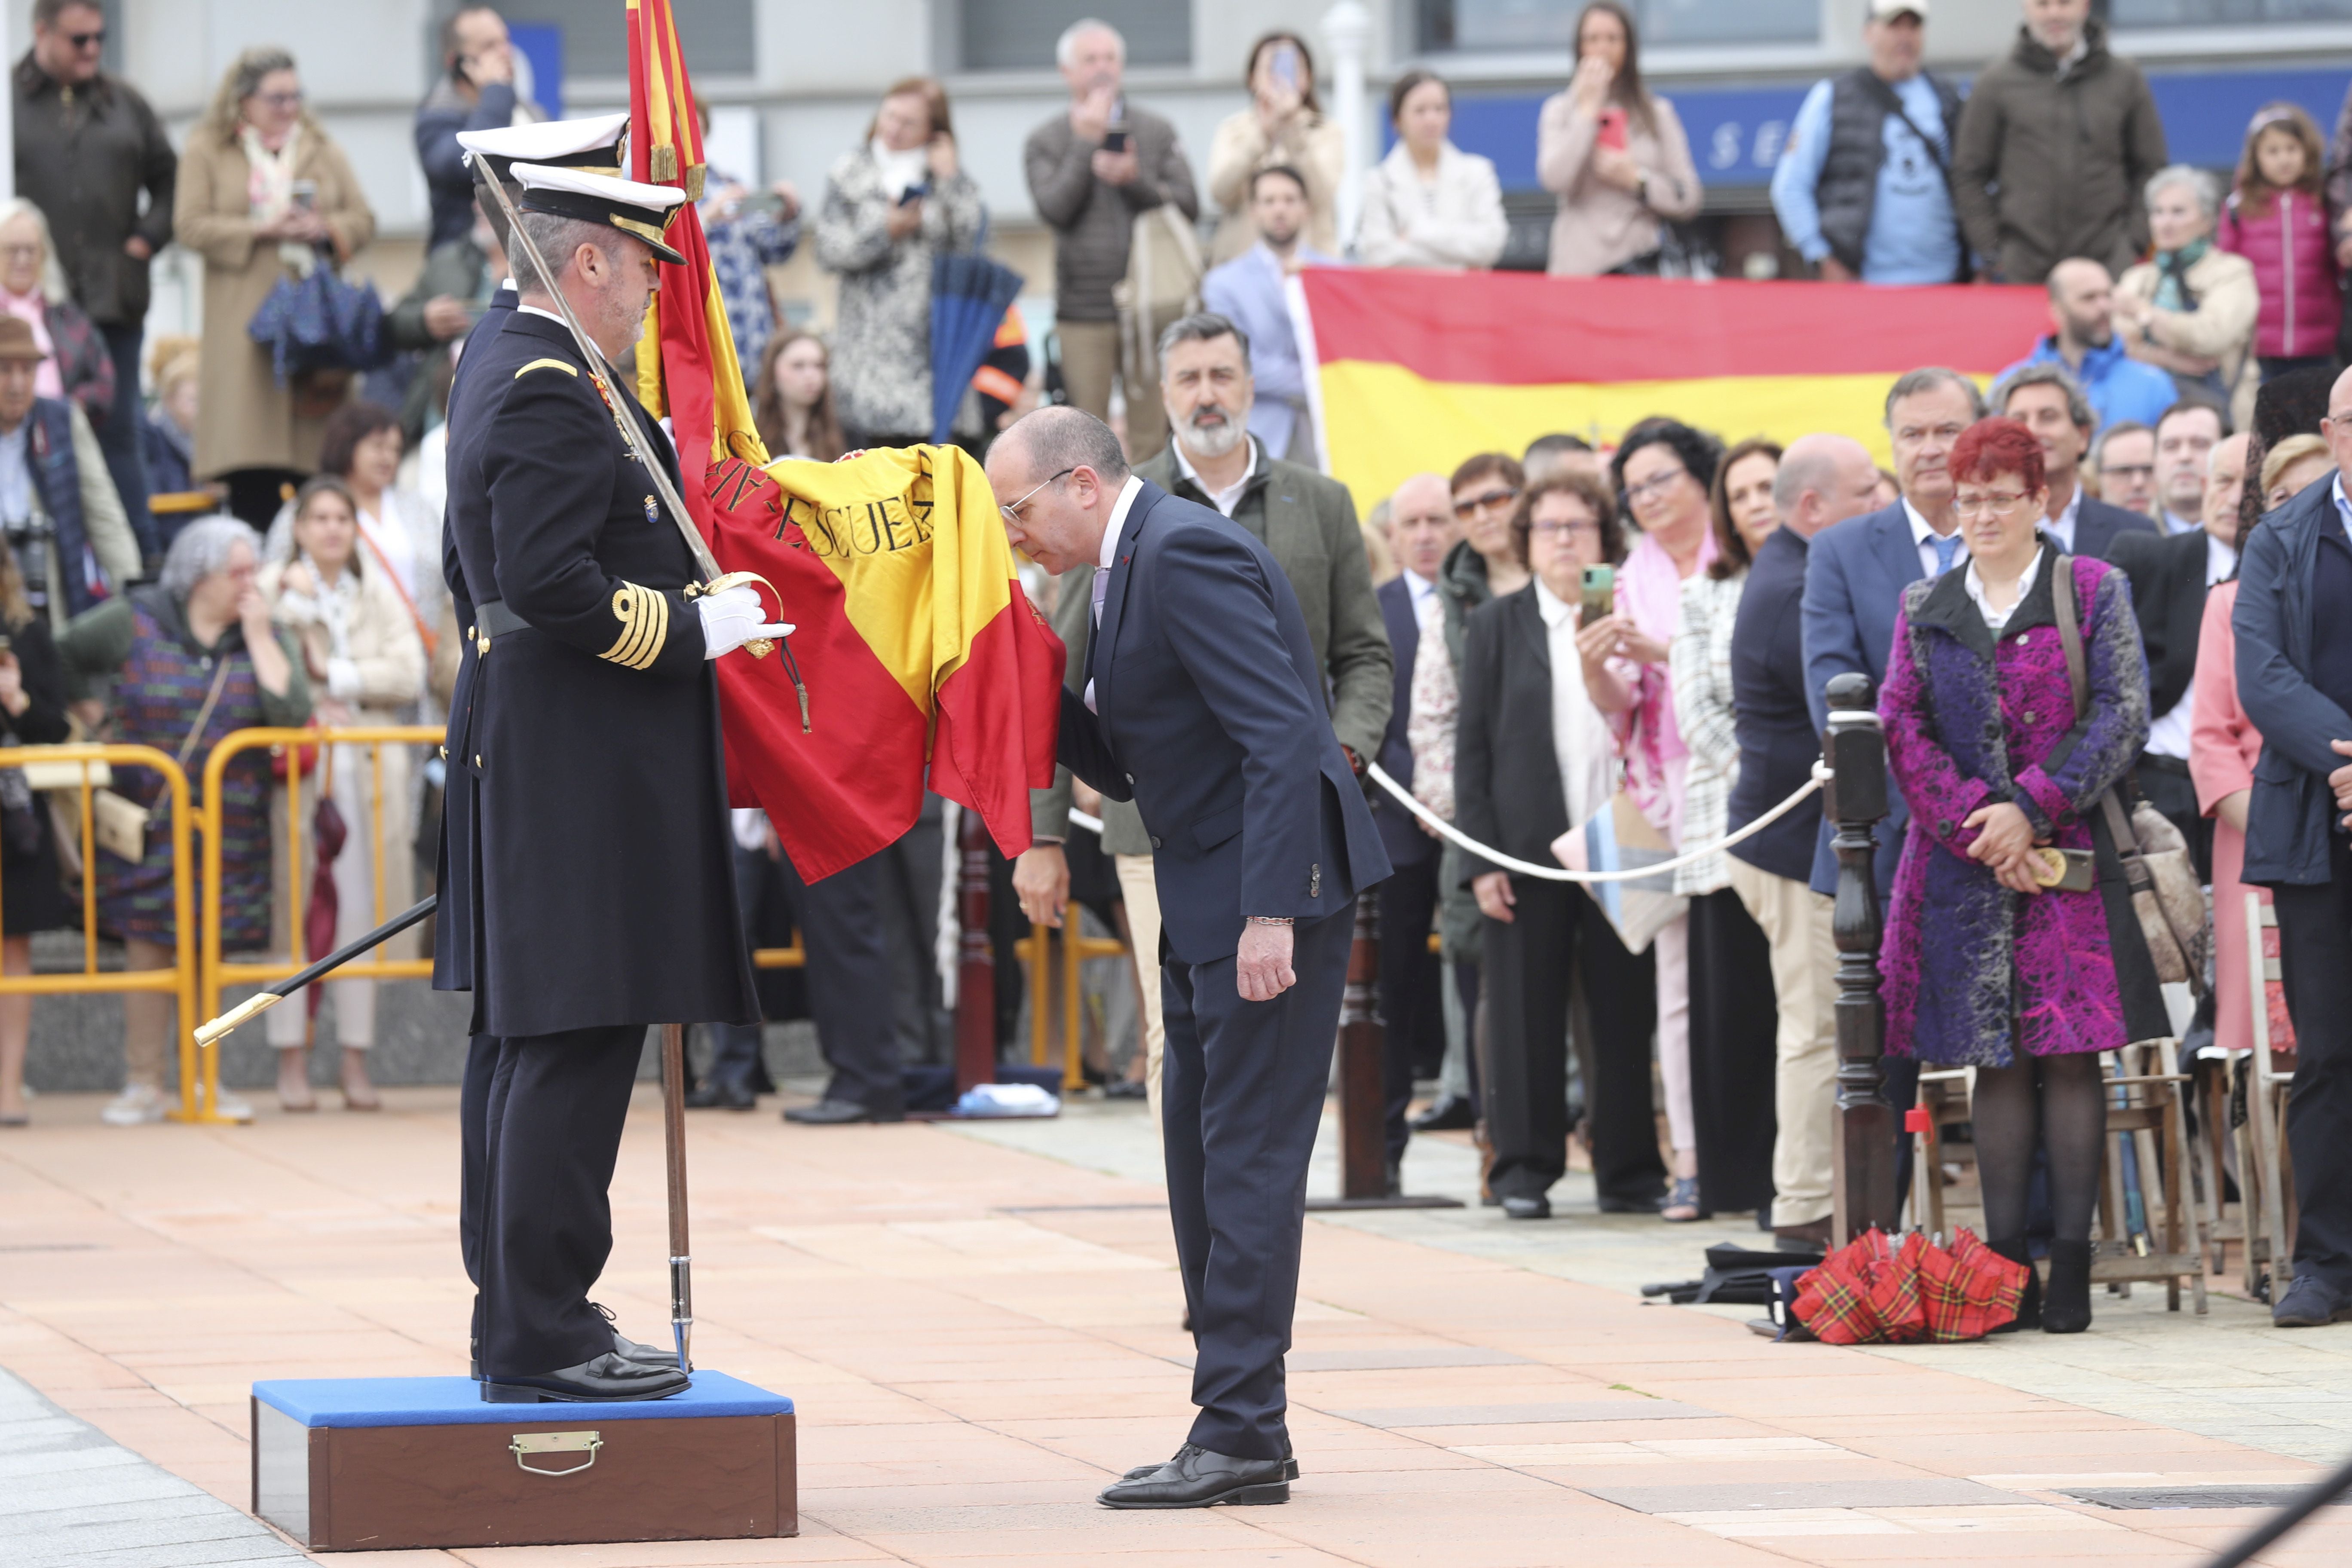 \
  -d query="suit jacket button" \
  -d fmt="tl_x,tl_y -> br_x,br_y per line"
1150,835 -> 1163,849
